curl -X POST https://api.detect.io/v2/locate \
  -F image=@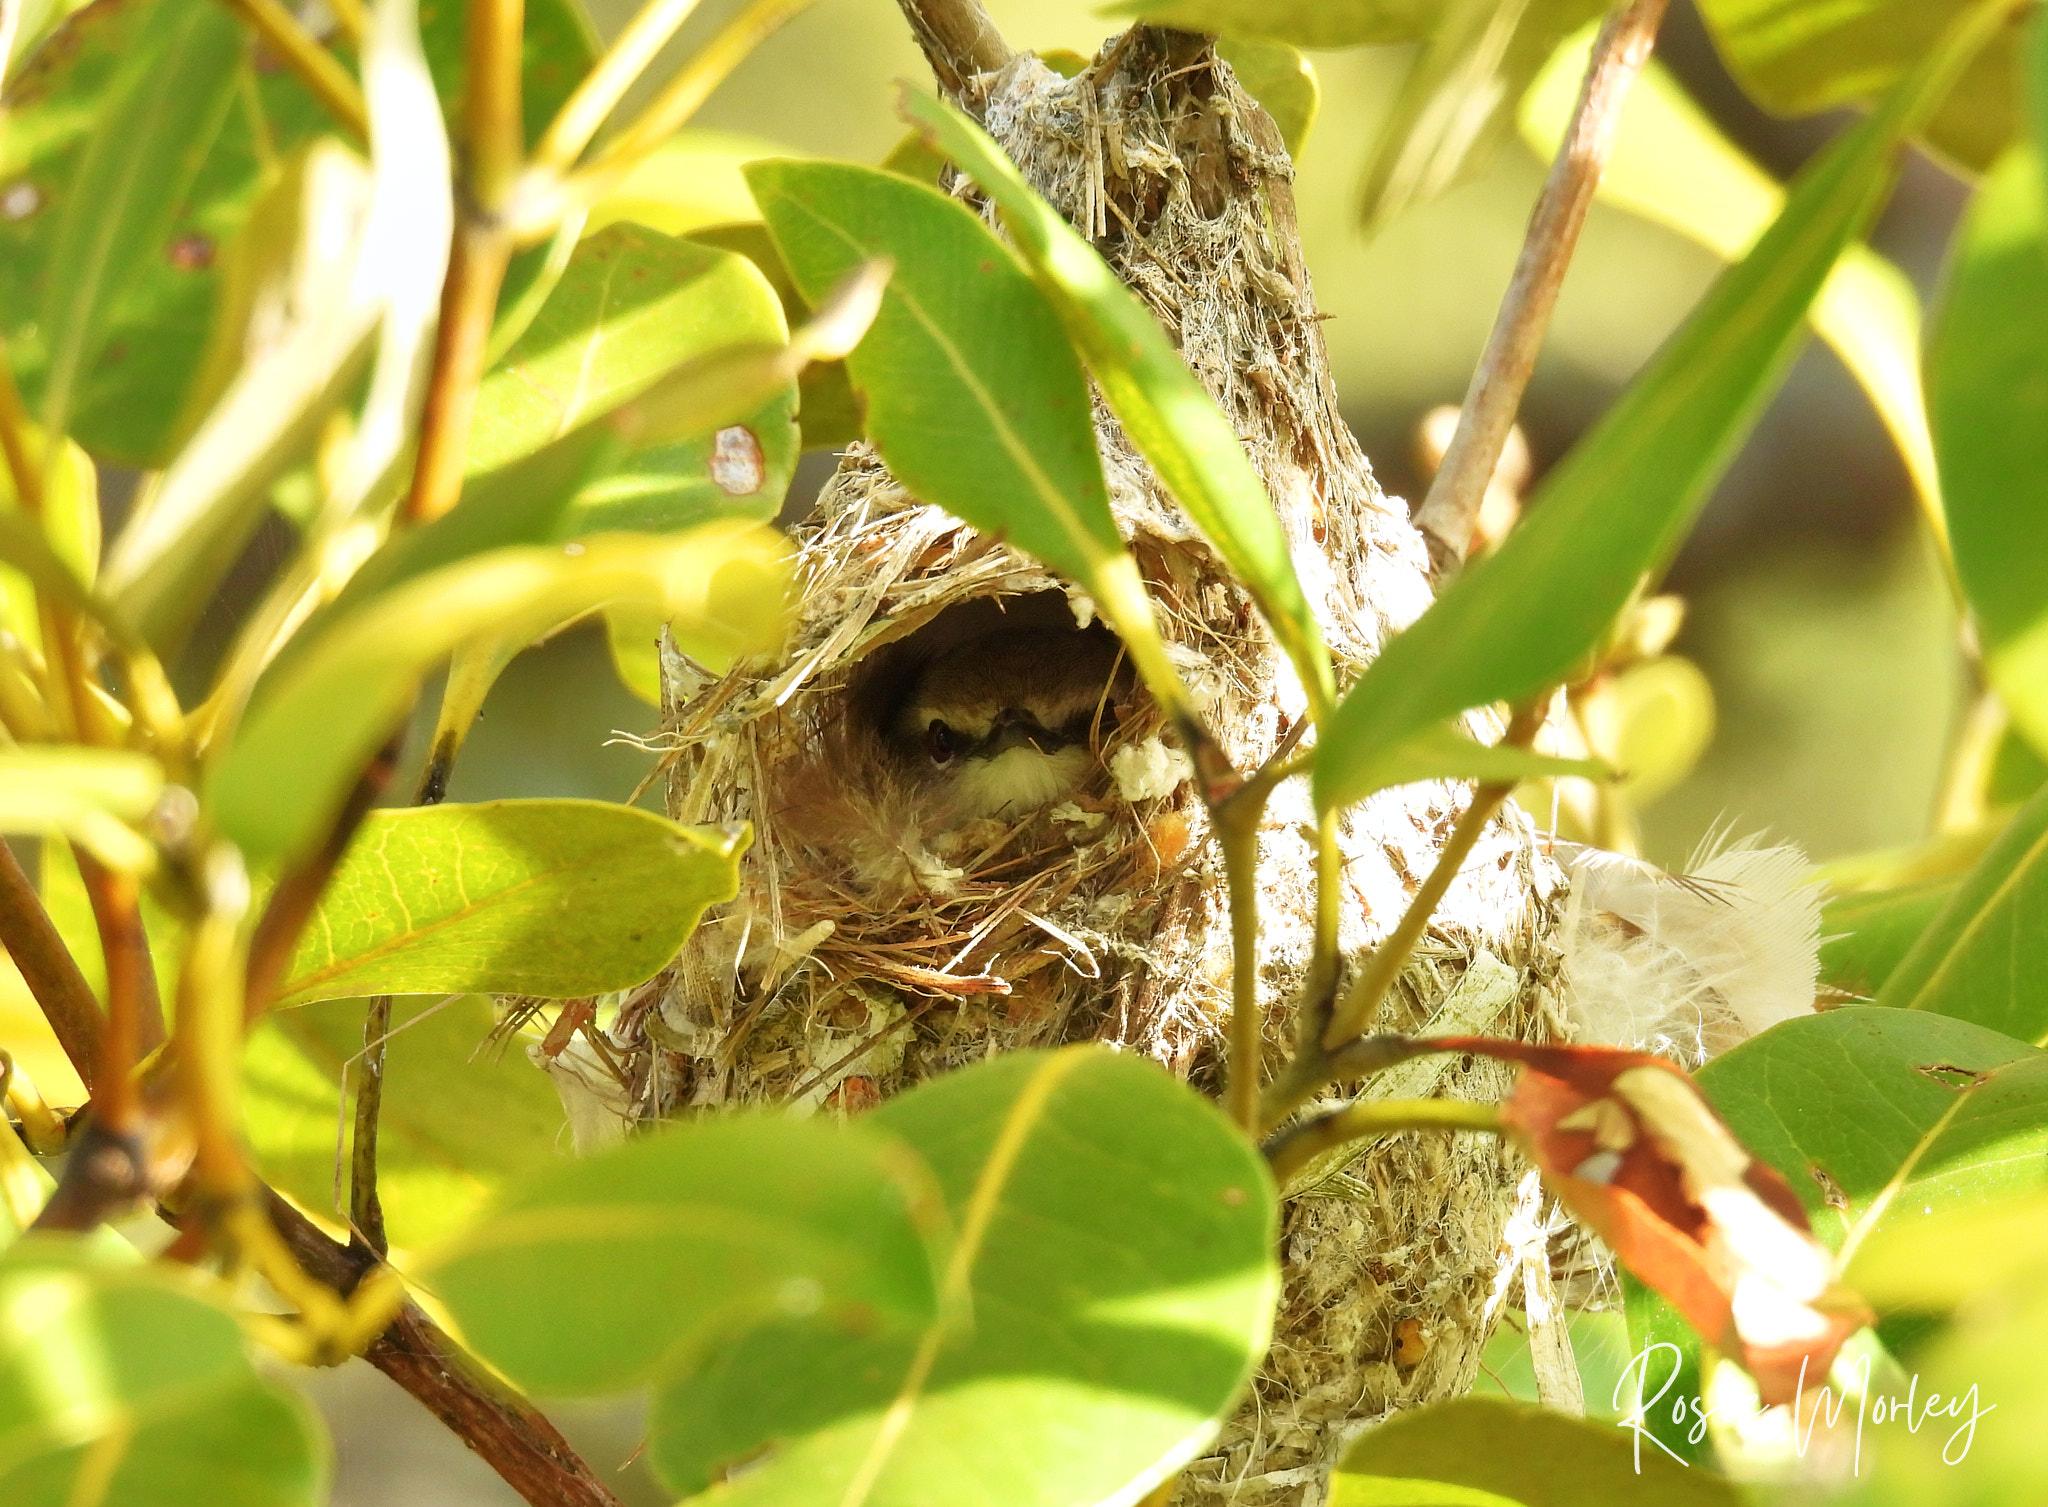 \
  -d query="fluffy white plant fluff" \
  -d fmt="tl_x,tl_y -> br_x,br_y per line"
1558,833 -> 1823,1068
